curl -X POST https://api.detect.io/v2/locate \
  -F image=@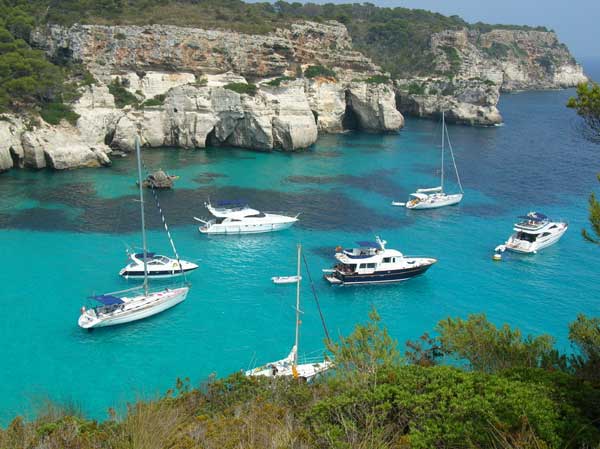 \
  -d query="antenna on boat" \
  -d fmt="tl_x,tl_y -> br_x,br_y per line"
135,135 -> 149,296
